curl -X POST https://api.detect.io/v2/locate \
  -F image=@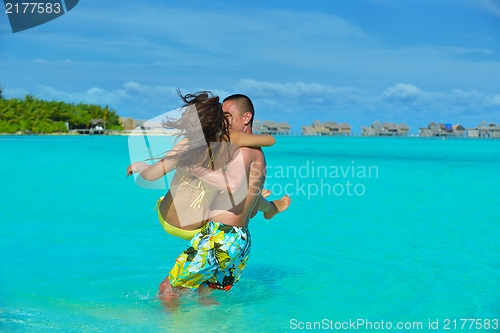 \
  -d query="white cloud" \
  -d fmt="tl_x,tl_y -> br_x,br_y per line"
236,79 -> 359,98
235,80 -> 500,127
3,2 -> 500,99
11,4 -> 375,72
122,82 -> 178,97
4,82 -> 229,119
37,85 -> 128,106
492,94 -> 500,105
443,47 -> 494,55
476,0 -> 500,17
235,79 -> 370,109
382,83 -> 425,103
4,87 -> 30,97
4,79 -> 499,130
70,6 -> 371,46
